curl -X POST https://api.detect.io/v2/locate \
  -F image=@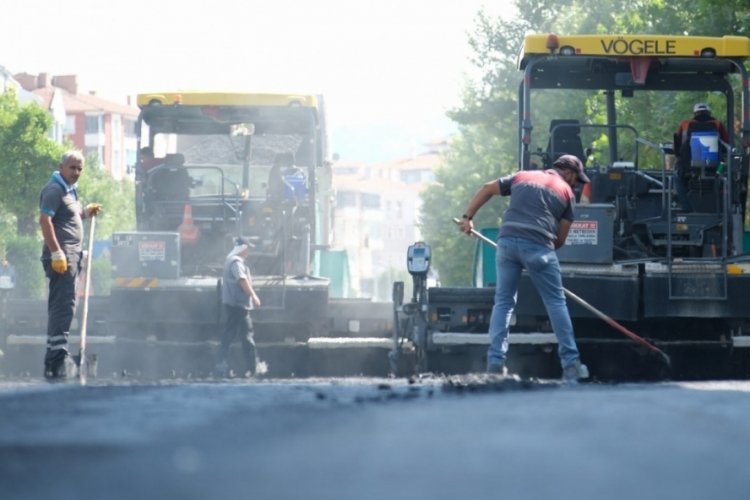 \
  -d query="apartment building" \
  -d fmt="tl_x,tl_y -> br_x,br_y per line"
331,140 -> 444,299
15,72 -> 138,180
